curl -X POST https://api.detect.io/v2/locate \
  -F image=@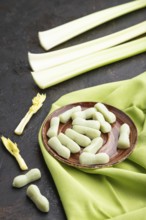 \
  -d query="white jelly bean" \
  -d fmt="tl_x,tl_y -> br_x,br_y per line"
72,107 -> 96,120
93,112 -> 111,133
27,184 -> 49,212
94,103 -> 116,123
83,137 -> 103,154
118,123 -> 130,149
13,168 -> 41,188
47,117 -> 60,138
72,117 -> 100,129
48,136 -> 70,159
65,128 -> 91,147
58,133 -> 80,153
79,152 -> 109,165
59,106 -> 81,123
73,125 -> 101,139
